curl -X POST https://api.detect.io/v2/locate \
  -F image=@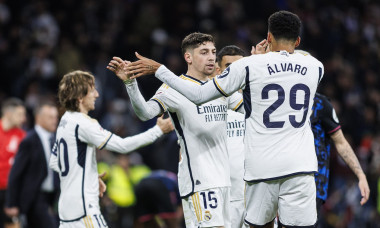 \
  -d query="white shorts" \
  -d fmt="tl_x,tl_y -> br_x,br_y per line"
59,207 -> 108,228
230,199 -> 247,228
244,174 -> 317,227
182,187 -> 231,228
